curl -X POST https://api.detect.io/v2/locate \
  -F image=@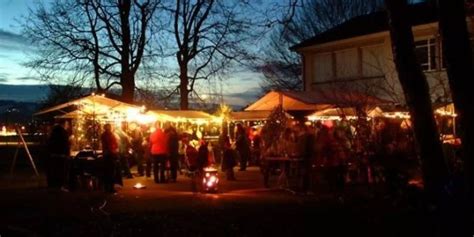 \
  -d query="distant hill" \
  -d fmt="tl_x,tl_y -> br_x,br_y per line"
0,84 -> 49,102
0,84 -> 247,115
0,100 -> 40,124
